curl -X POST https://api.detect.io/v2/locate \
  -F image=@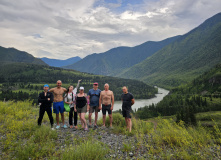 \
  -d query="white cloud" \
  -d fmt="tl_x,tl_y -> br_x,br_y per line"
0,0 -> 220,59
